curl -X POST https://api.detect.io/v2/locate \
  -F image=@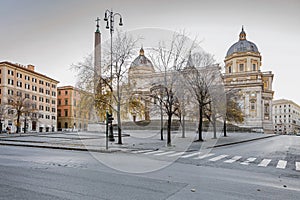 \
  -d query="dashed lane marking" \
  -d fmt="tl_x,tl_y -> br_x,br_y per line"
295,162 -> 300,171
209,155 -> 228,162
276,160 -> 287,169
240,157 -> 256,165
132,150 -> 154,154
224,156 -> 242,163
167,152 -> 185,157
181,152 -> 202,158
154,151 -> 176,156
194,153 -> 215,160
258,159 -> 272,167
144,150 -> 164,155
